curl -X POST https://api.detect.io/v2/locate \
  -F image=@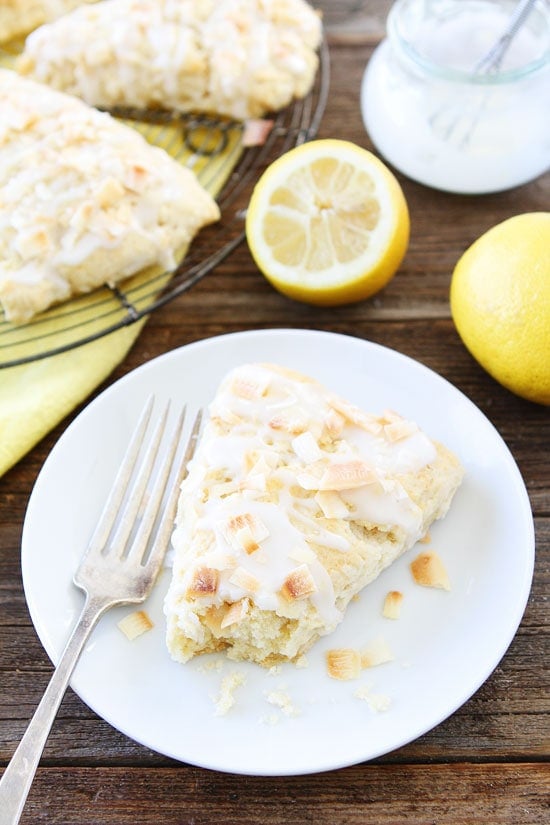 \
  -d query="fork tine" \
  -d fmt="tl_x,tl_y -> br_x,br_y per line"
86,396 -> 154,556
136,408 -> 203,582
108,400 -> 171,557
127,403 -> 188,564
